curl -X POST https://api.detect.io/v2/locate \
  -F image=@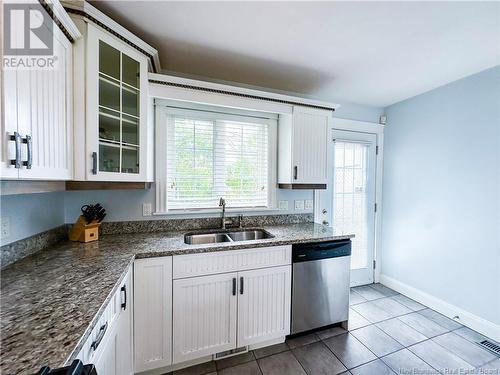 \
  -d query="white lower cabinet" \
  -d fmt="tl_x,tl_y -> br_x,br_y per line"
134,256 -> 173,373
173,273 -> 238,363
172,246 -> 292,365
237,266 -> 292,347
76,267 -> 132,375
